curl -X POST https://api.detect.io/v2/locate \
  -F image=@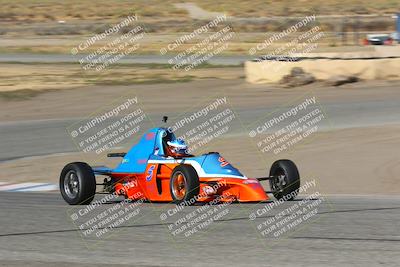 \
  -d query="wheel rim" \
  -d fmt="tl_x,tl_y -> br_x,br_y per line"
64,170 -> 79,198
172,171 -> 186,200
272,168 -> 287,192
